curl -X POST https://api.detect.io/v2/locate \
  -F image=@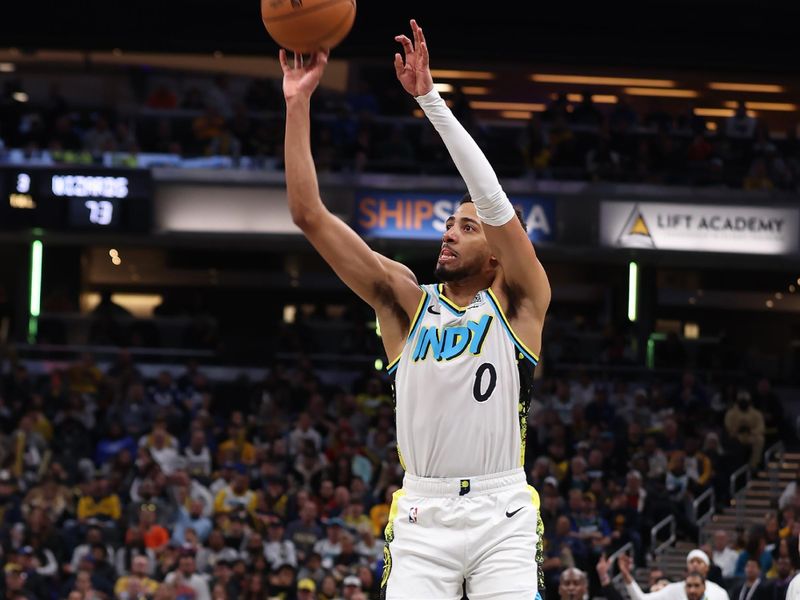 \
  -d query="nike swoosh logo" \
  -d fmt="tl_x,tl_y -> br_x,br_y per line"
427,305 -> 440,315
505,507 -> 525,518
